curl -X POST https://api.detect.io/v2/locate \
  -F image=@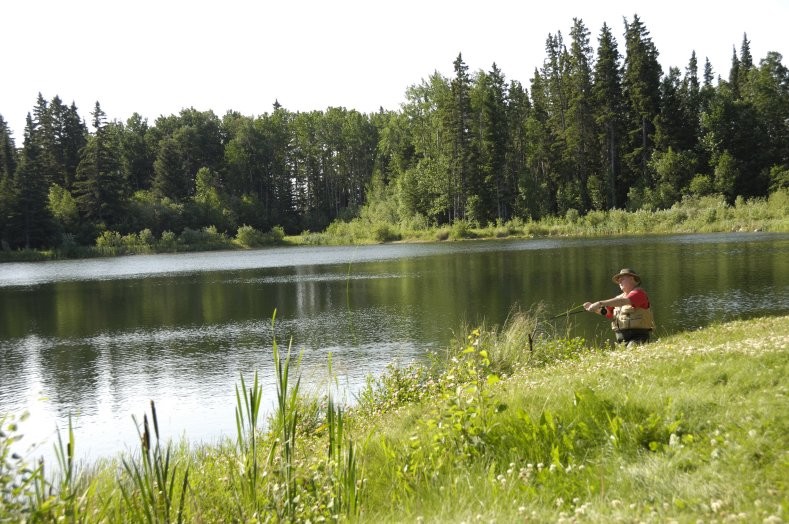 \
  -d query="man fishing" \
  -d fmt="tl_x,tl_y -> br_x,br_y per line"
584,268 -> 655,345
